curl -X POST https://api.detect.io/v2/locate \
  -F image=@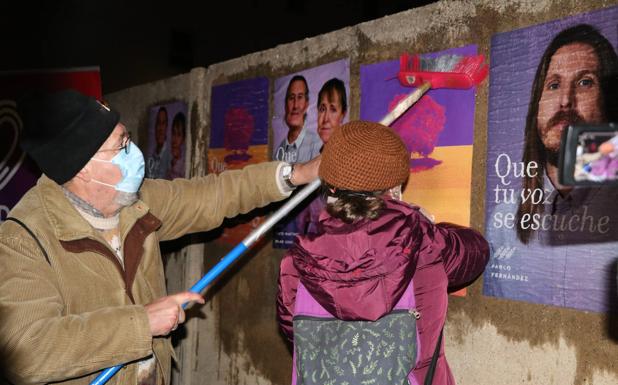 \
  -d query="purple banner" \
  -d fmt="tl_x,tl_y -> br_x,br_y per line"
360,45 -> 477,228
212,77 -> 269,149
360,45 -> 476,147
360,46 -> 479,297
483,6 -> 618,313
